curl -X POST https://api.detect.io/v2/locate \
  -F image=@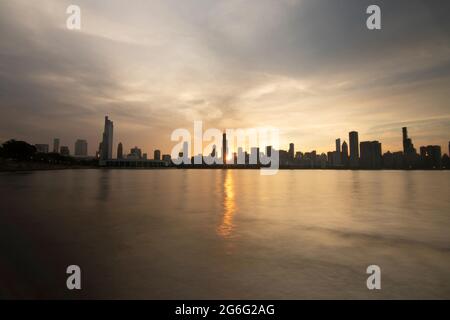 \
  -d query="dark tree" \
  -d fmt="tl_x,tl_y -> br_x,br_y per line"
1,140 -> 36,160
